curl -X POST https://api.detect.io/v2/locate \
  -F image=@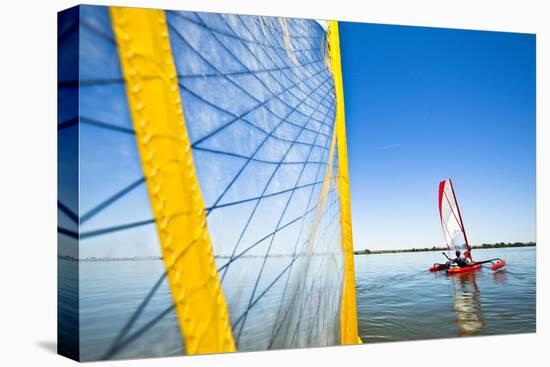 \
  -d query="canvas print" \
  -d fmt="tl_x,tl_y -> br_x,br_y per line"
58,4 -> 536,362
